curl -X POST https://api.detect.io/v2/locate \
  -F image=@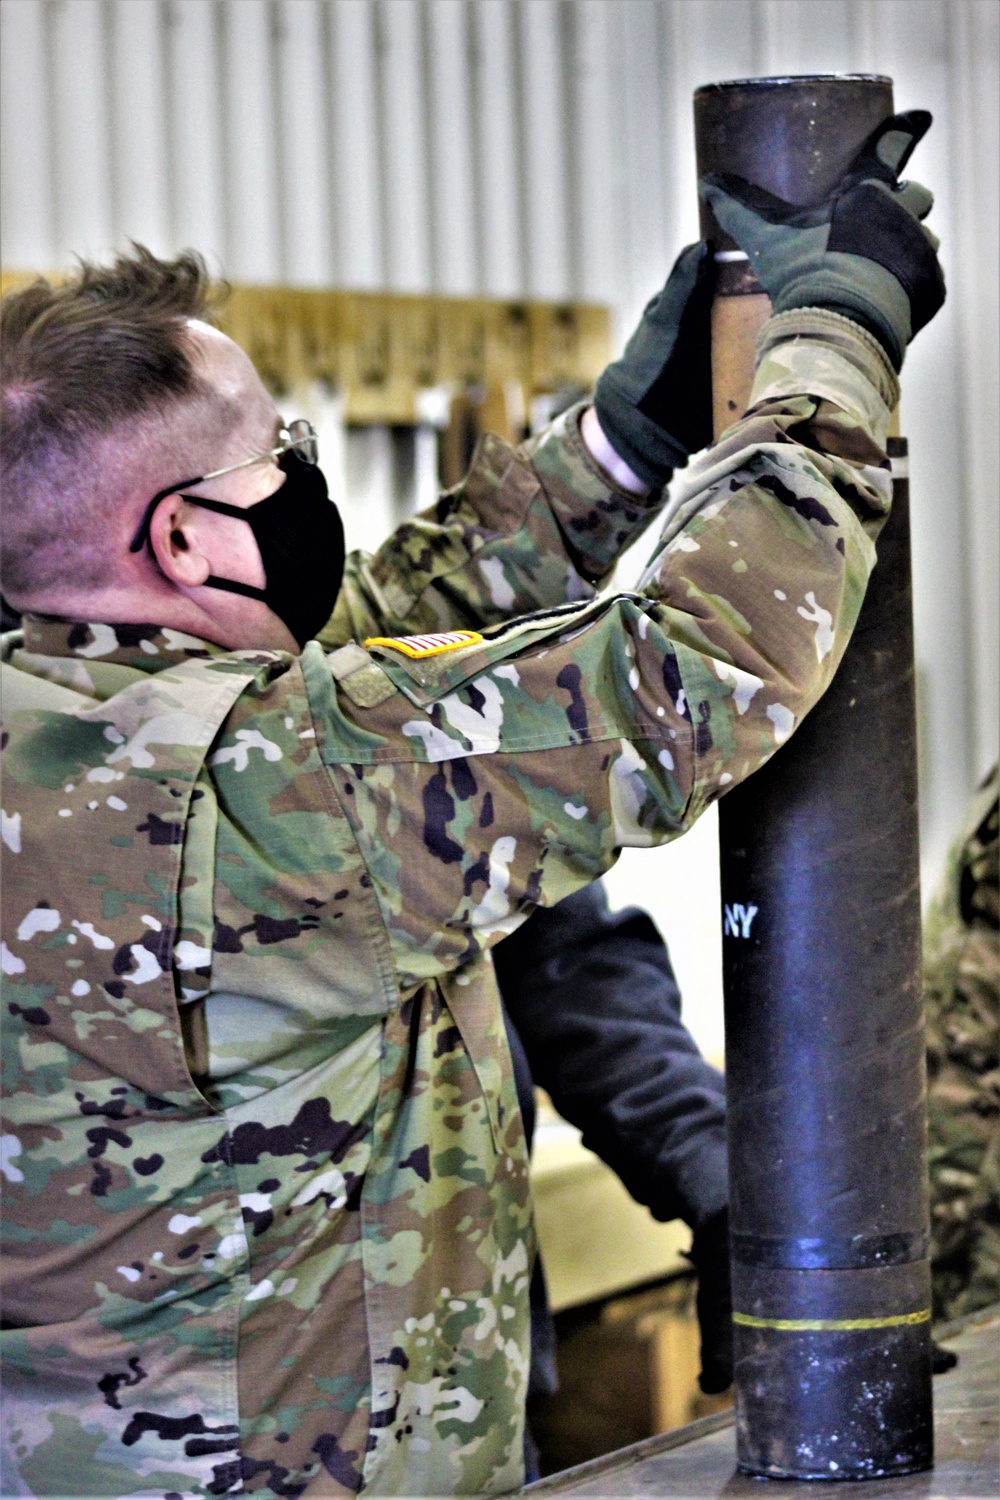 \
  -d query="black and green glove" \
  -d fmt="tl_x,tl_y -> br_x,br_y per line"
593,242 -> 714,489
699,109 -> 946,371
690,1207 -> 734,1395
